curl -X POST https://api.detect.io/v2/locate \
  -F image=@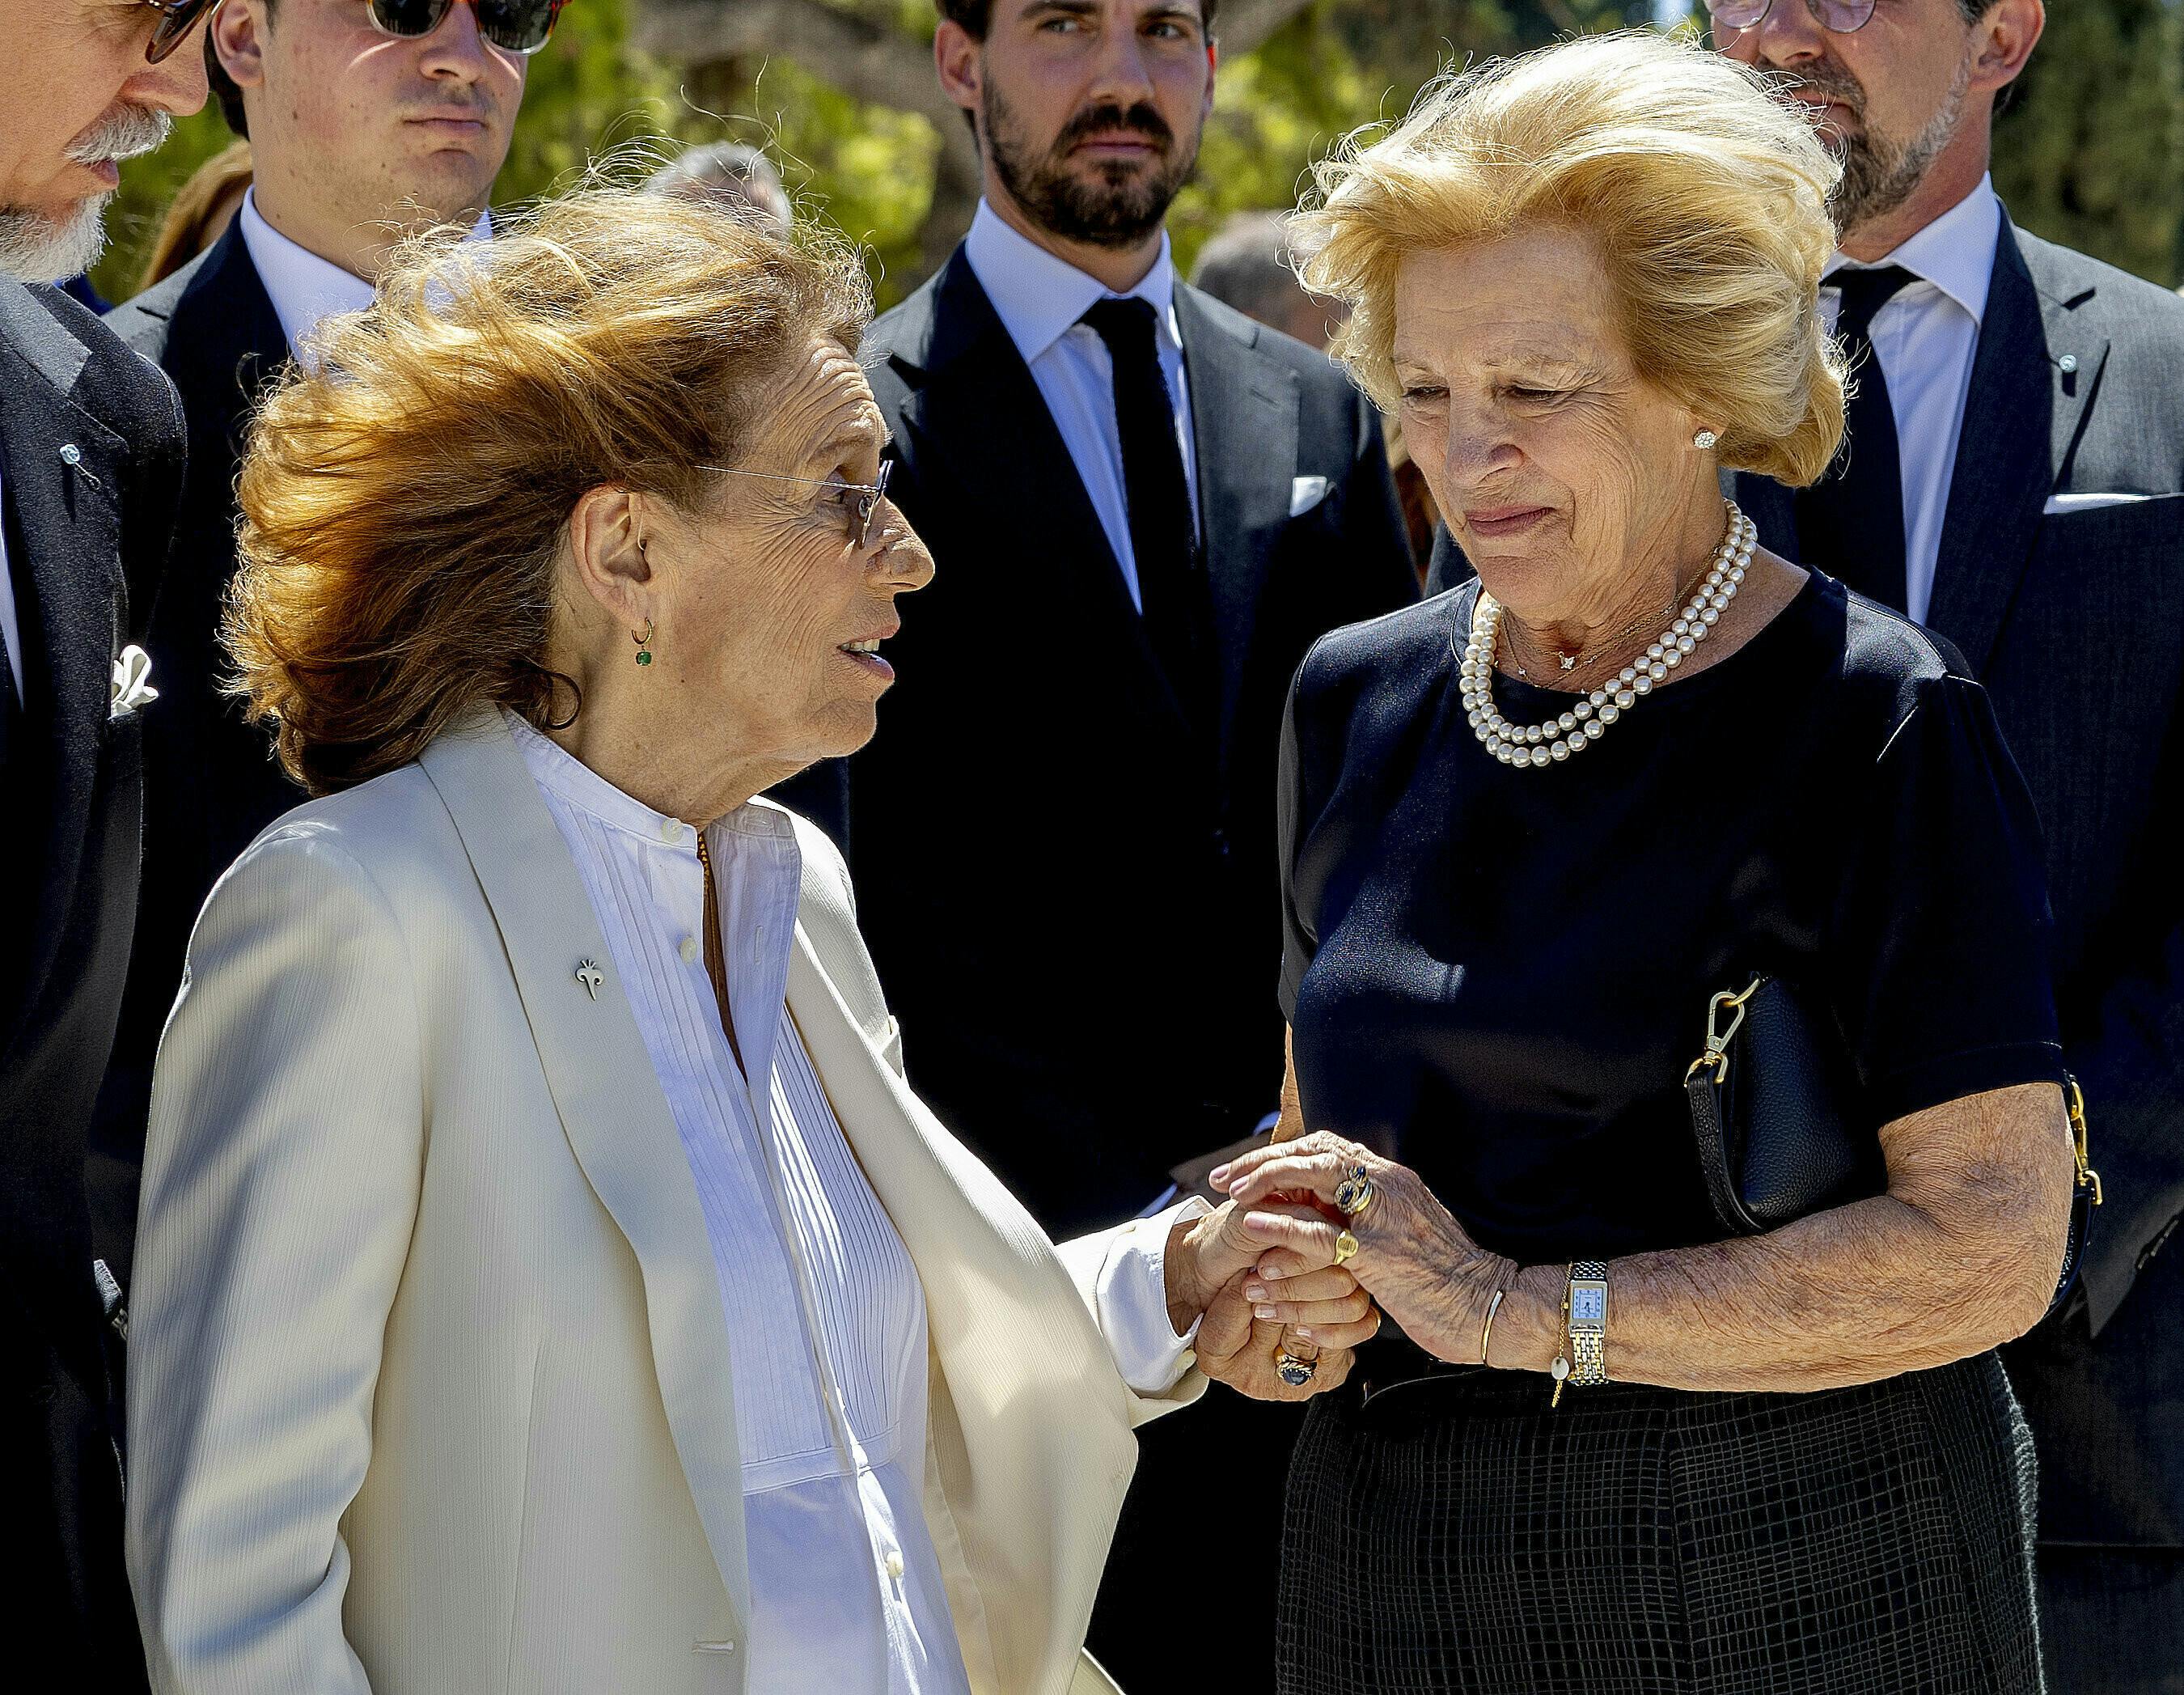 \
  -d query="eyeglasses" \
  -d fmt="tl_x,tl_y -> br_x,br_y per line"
366,0 -> 570,56
1704,0 -> 1879,34
138,0 -> 222,65
700,460 -> 895,550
